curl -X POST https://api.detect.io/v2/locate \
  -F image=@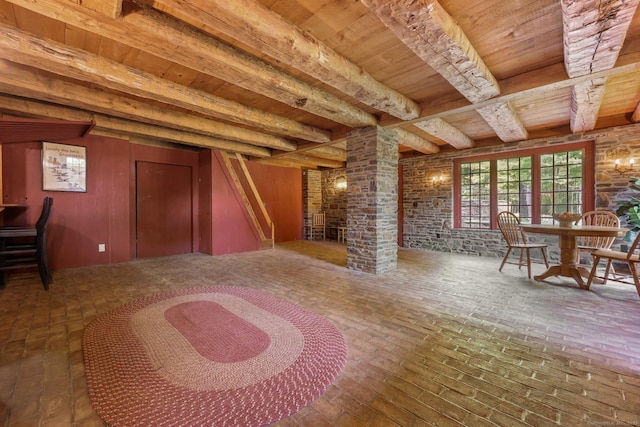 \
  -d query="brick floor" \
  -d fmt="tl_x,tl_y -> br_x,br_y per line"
0,241 -> 639,426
